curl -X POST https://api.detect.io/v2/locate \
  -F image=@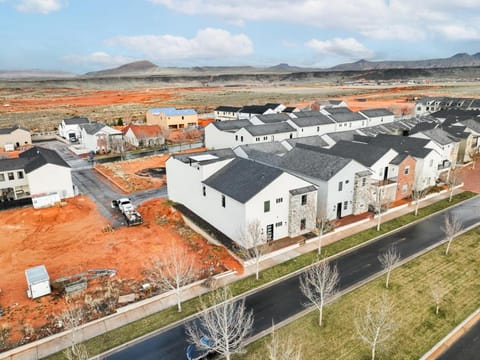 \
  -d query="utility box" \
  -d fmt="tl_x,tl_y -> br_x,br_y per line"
25,265 -> 51,299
